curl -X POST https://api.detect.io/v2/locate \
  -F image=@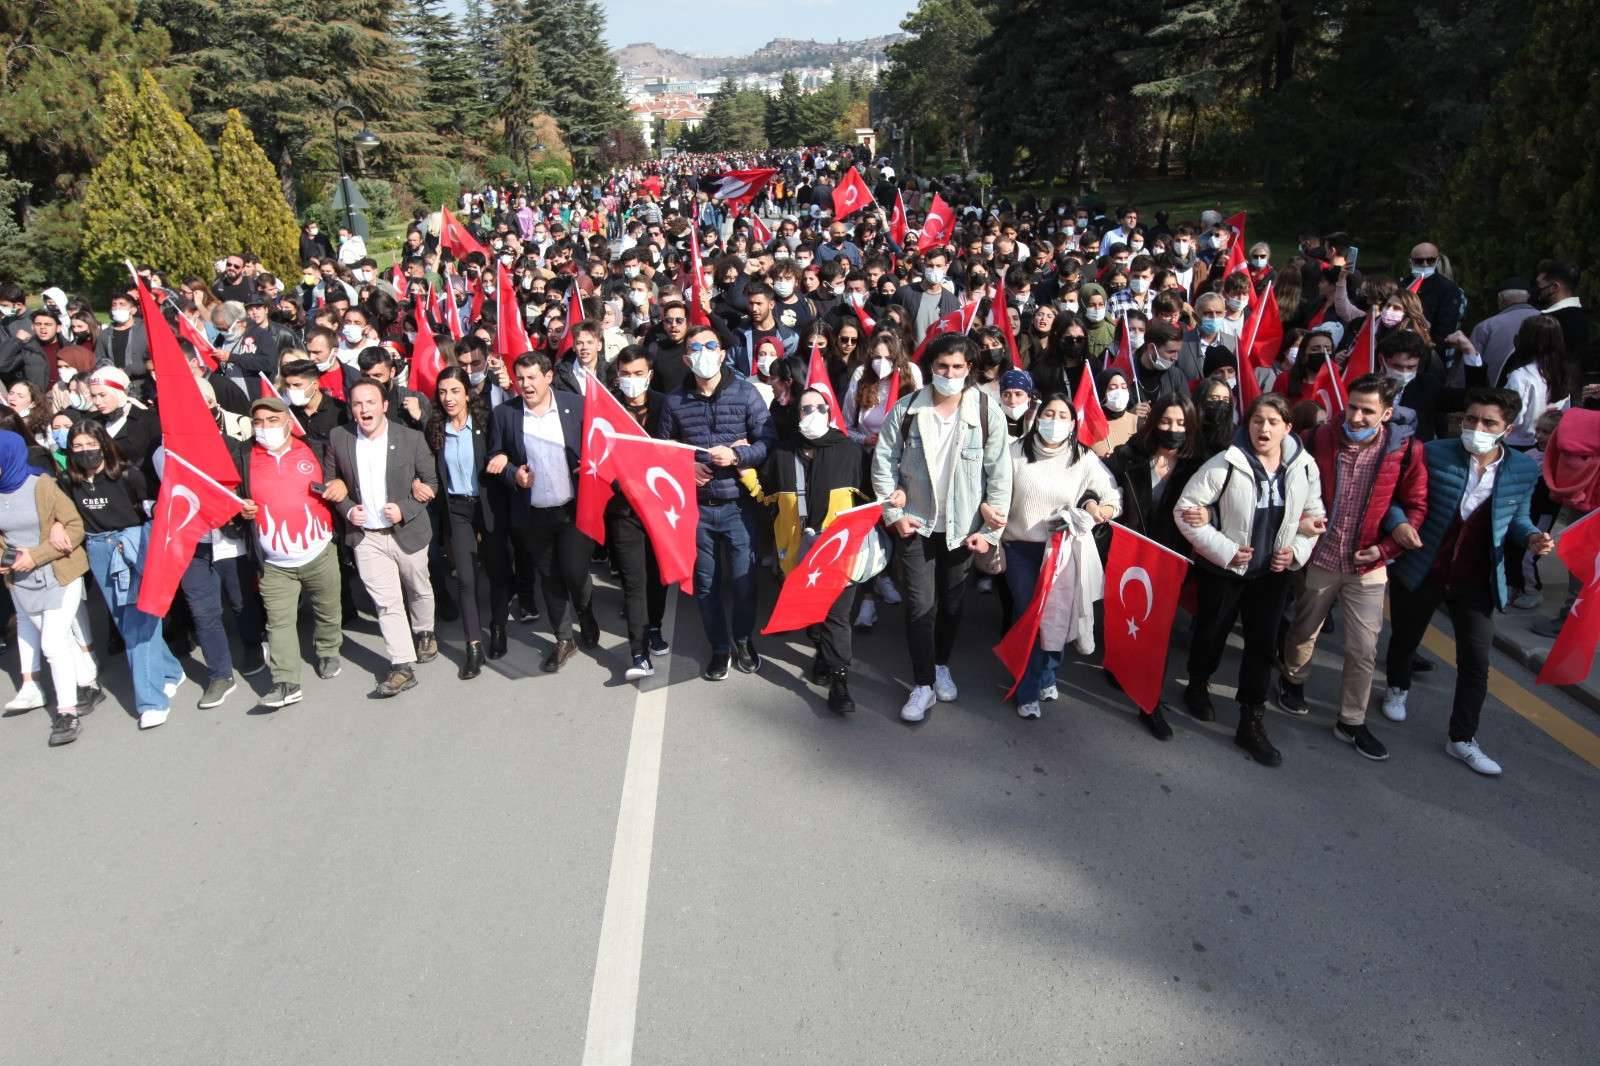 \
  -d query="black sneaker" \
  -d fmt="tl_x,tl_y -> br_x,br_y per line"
516,600 -> 540,624
732,639 -> 761,674
647,627 -> 670,656
1141,704 -> 1174,741
239,646 -> 268,677
702,653 -> 730,681
76,684 -> 105,716
260,683 -> 303,709
1274,676 -> 1308,715
1411,654 -> 1434,673
49,711 -> 79,746
624,654 -> 655,681
1183,679 -> 1215,722
197,678 -> 237,709
1334,720 -> 1389,761
316,656 -> 342,680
